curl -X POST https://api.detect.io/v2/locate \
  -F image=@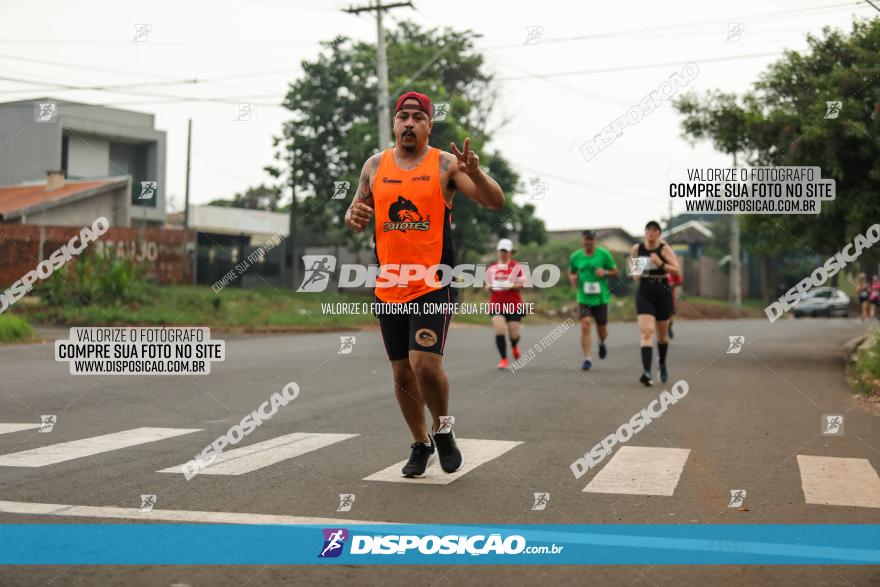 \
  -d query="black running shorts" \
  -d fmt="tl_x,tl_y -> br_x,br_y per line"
492,311 -> 523,322
375,287 -> 455,361
578,303 -> 608,325
636,278 -> 674,321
